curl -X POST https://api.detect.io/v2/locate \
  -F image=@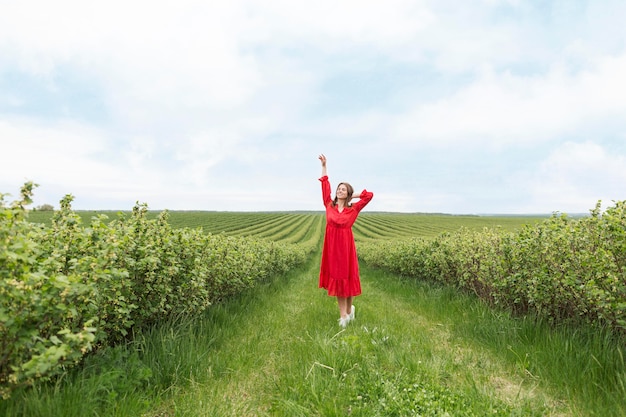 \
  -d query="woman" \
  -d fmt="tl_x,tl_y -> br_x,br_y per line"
318,154 -> 374,327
